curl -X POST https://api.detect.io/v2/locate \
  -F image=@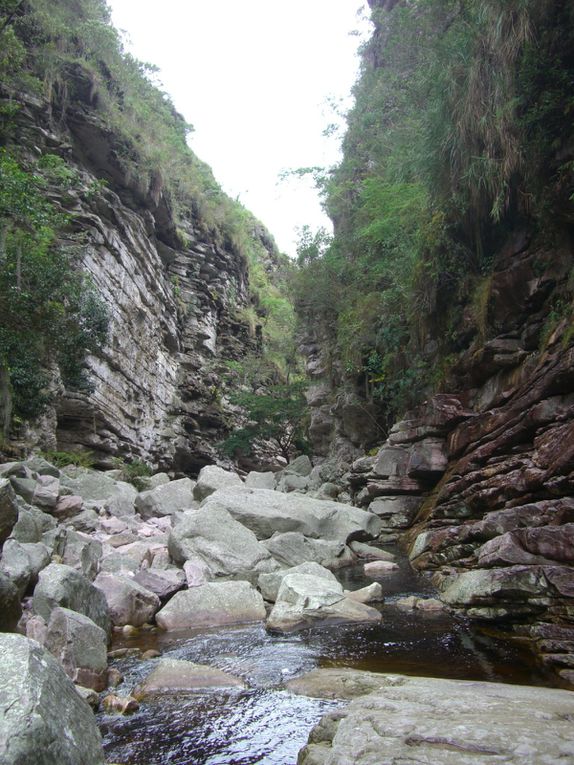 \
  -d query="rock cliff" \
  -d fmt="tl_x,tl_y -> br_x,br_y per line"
1,55 -> 280,472
297,0 -> 574,682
